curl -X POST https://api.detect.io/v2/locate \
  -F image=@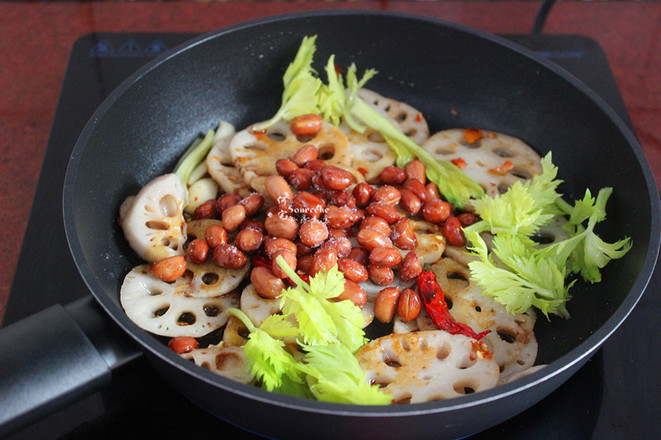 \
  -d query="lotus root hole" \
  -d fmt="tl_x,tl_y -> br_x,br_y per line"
453,381 -> 476,395
434,147 -> 454,156
492,147 -> 515,158
420,339 -> 429,351
203,306 -> 219,317
296,134 -> 315,143
474,305 -> 482,313
436,342 -> 451,360
318,144 -> 335,160
153,305 -> 169,317
146,220 -> 169,231
517,359 -> 527,366
447,270 -> 469,282
460,139 -> 482,149
511,166 -> 533,180
177,312 -> 196,326
147,287 -> 164,296
367,131 -> 386,143
200,362 -> 211,370
266,130 -> 286,142
381,349 -> 402,368
159,194 -> 179,217
404,129 -> 417,137
401,338 -> 412,352
395,112 -> 407,121
202,272 -> 220,285
362,148 -> 384,162
245,143 -> 269,152
497,327 -> 517,344
457,356 -> 477,370
497,183 -> 511,194
215,353 -> 242,371
384,104 -> 391,112
445,296 -> 453,310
